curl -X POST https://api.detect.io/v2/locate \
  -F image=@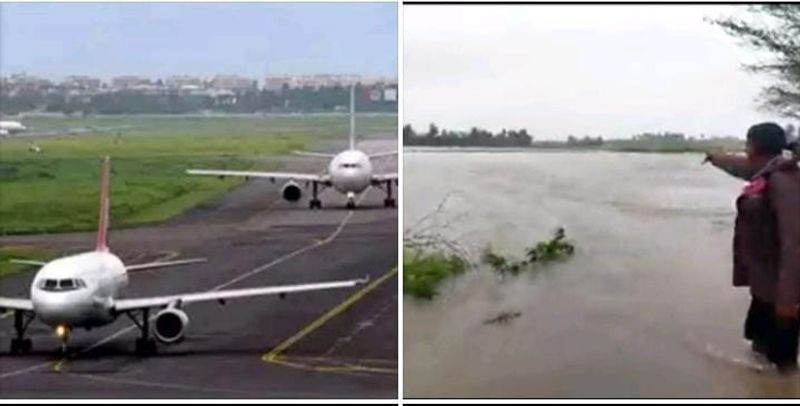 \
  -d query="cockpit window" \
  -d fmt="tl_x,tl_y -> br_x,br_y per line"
340,163 -> 361,169
38,278 -> 85,292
